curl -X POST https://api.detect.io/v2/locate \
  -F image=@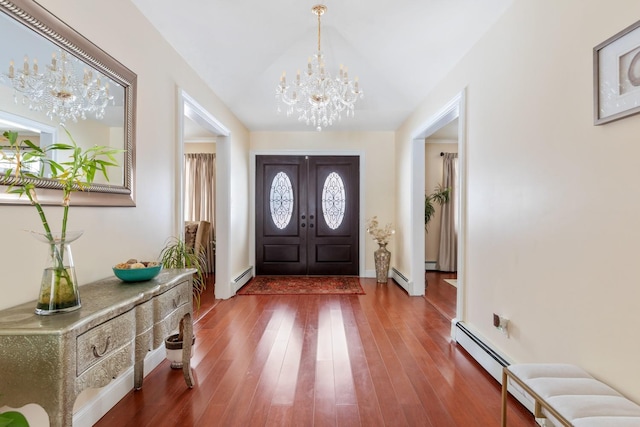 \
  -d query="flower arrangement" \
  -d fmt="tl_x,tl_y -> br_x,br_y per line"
1,128 -> 121,314
366,216 -> 395,245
